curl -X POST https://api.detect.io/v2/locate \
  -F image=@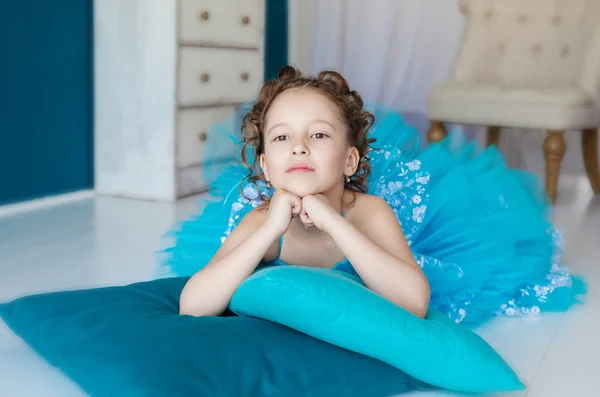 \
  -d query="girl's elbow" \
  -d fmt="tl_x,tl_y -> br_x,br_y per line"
412,299 -> 429,319
179,285 -> 210,317
179,287 -> 227,317
179,306 -> 196,316
415,280 -> 431,318
179,293 -> 199,316
178,281 -> 197,315
179,299 -> 223,317
408,278 -> 431,319
387,288 -> 429,319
